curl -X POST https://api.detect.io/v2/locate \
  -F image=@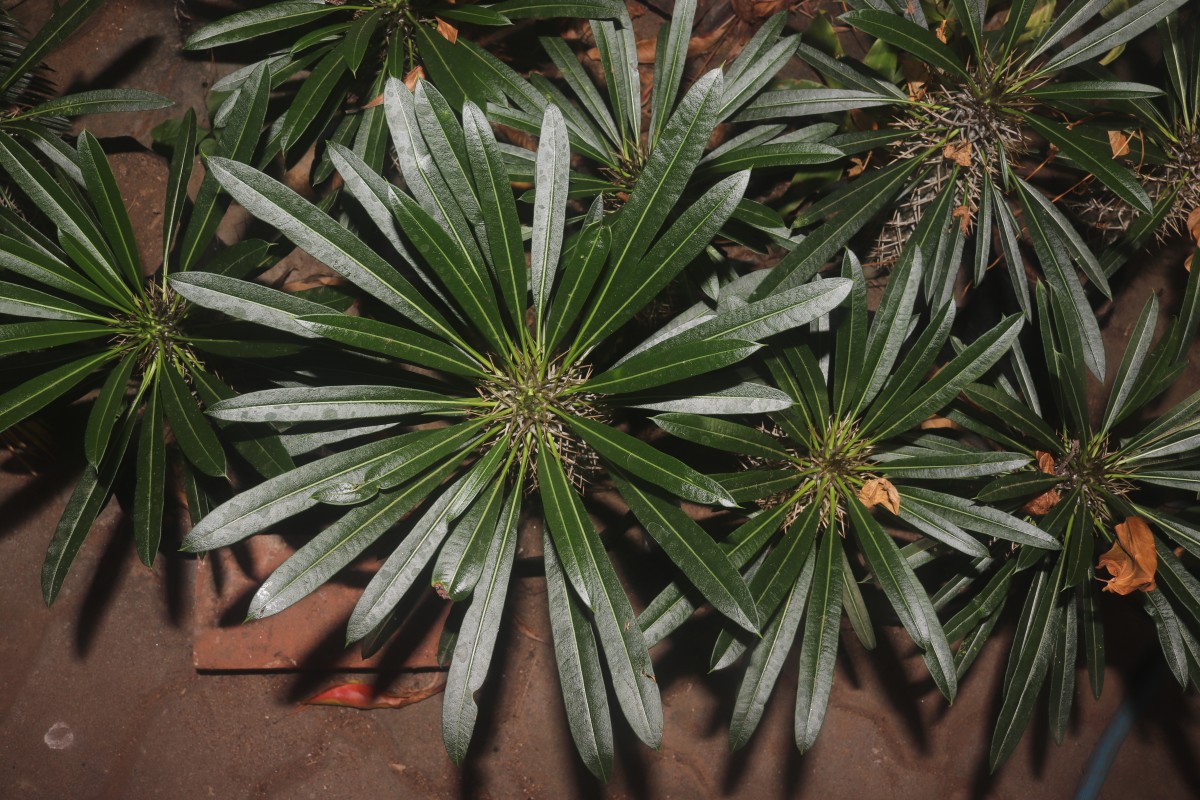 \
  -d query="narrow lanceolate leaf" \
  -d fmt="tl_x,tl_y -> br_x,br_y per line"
612,473 -> 759,634
84,351 -> 136,467
207,385 -> 470,423
182,432 -> 427,551
735,89 -> 900,121
539,447 -> 597,609
0,321 -> 111,357
0,350 -> 113,433
1038,0 -> 1189,73
608,70 -> 724,272
545,223 -> 610,352
43,404 -> 138,605
675,278 -> 853,346
295,314 -> 486,378
133,379 -> 166,566
160,362 -> 226,478
585,339 -> 760,395
0,234 -> 116,310
348,448 -> 506,641
433,473 -> 510,601
651,413 -> 792,461
0,281 -> 104,321
76,132 -> 142,290
795,530 -> 843,753
184,1 -> 339,49
163,108 -> 198,263
204,157 -> 458,341
900,486 -> 1060,549
567,415 -> 736,507
442,482 -> 522,763
729,551 -> 816,751
648,0 -> 695,146
842,10 -> 970,80
950,0 -> 984,55
462,102 -> 526,327
542,532 -> 614,781
990,561 -> 1064,771
576,171 -> 748,354
532,106 -> 569,325
1101,294 -> 1158,433
1020,114 -> 1151,214
249,457 -> 462,620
